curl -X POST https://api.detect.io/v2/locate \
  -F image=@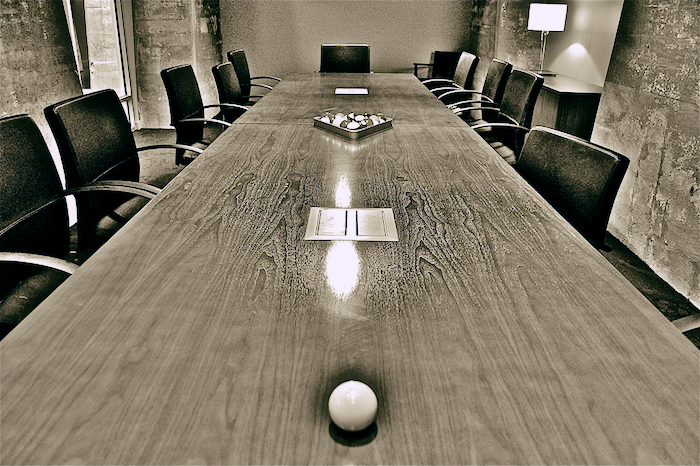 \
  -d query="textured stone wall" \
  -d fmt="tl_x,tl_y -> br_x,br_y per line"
545,0 -> 624,86
495,0 -> 540,71
219,1 -> 474,77
461,0 -> 546,89
592,0 -> 700,307
466,1 -> 623,88
133,0 -> 221,128
463,0 -> 500,90
0,0 -> 82,163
